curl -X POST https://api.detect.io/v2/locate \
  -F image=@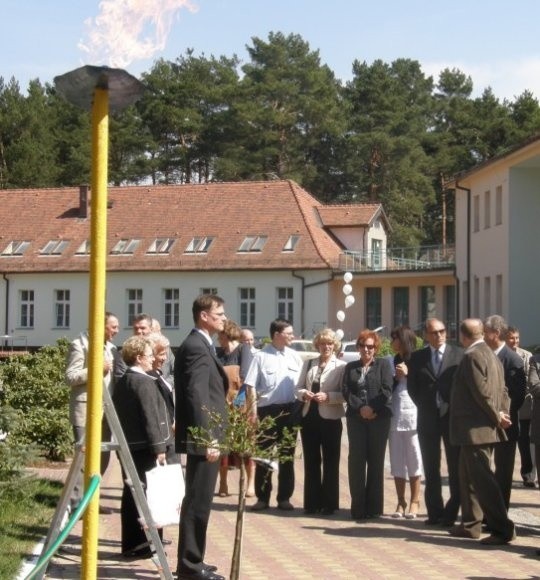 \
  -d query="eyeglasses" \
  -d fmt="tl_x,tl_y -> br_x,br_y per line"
429,329 -> 446,335
141,352 -> 155,359
358,343 -> 375,350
